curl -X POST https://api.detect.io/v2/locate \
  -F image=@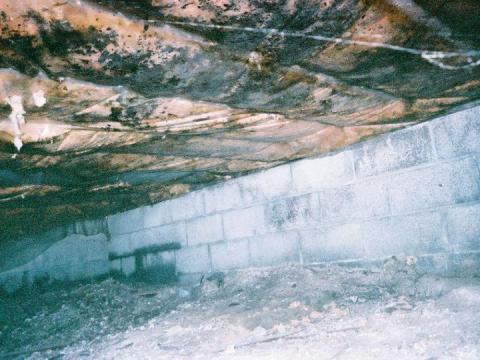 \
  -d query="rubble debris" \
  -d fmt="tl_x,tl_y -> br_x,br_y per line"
1,263 -> 480,359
